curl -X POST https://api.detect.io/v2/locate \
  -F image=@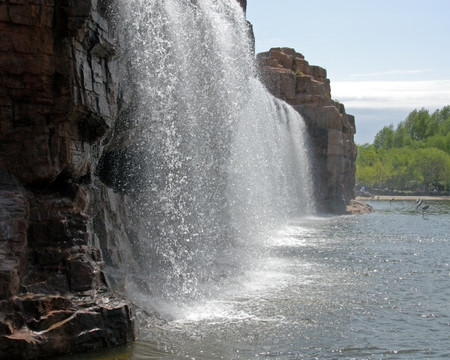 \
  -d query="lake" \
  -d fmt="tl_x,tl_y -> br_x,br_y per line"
58,200 -> 449,359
